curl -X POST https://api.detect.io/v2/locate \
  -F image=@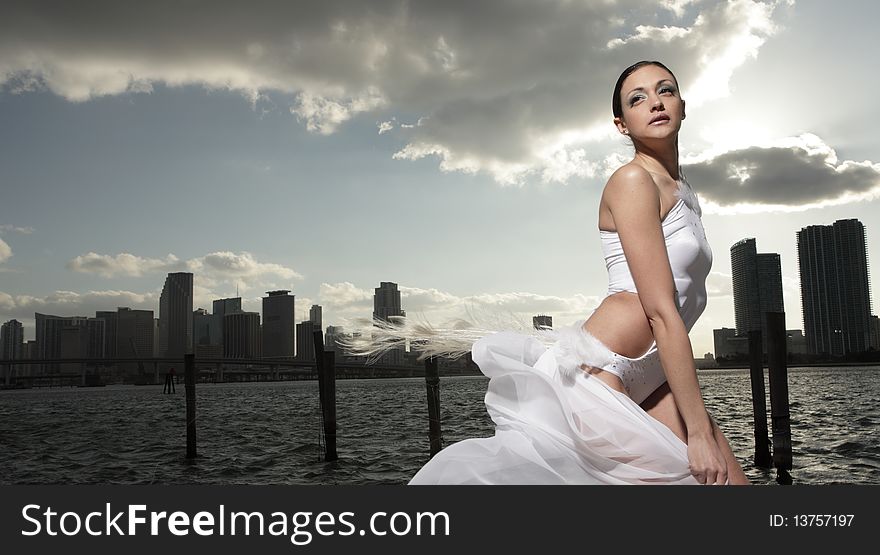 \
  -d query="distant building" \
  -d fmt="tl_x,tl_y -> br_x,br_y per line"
798,219 -> 872,356
870,315 -> 880,351
533,315 -> 552,330
193,308 -> 213,347
223,311 -> 261,359
373,282 -> 406,365
95,310 -> 118,358
195,344 -> 223,359
212,297 -> 242,352
309,304 -> 323,330
117,307 -> 154,360
296,320 -> 316,362
1,319 -> 23,360
325,325 -> 345,352
35,313 -> 91,374
159,272 -> 193,359
730,238 -> 783,354
262,291 -> 295,360
1,319 -> 24,377
713,327 -> 748,360
786,330 -> 808,355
